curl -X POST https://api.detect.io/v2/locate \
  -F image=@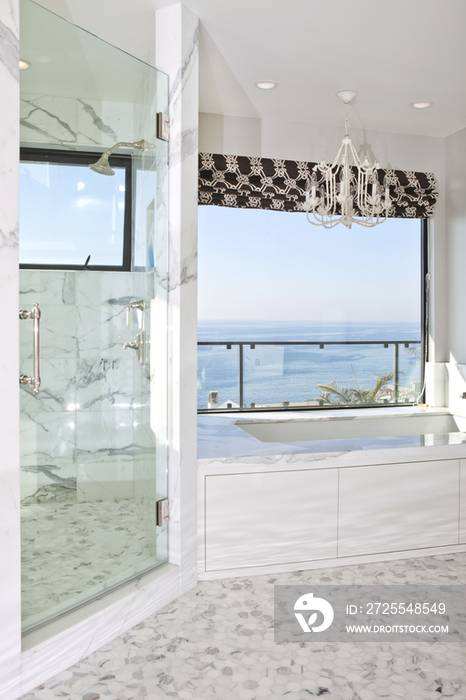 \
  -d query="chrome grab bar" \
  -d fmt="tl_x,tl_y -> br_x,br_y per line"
19,302 -> 41,393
